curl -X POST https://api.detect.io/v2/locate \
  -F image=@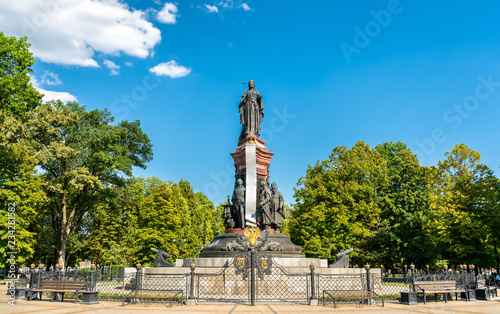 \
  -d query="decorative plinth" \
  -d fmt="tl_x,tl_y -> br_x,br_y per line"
400,292 -> 418,305
15,287 -> 28,300
475,289 -> 493,300
461,290 -> 476,301
80,291 -> 99,305
198,232 -> 304,258
230,132 -> 274,180
176,257 -> 328,269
